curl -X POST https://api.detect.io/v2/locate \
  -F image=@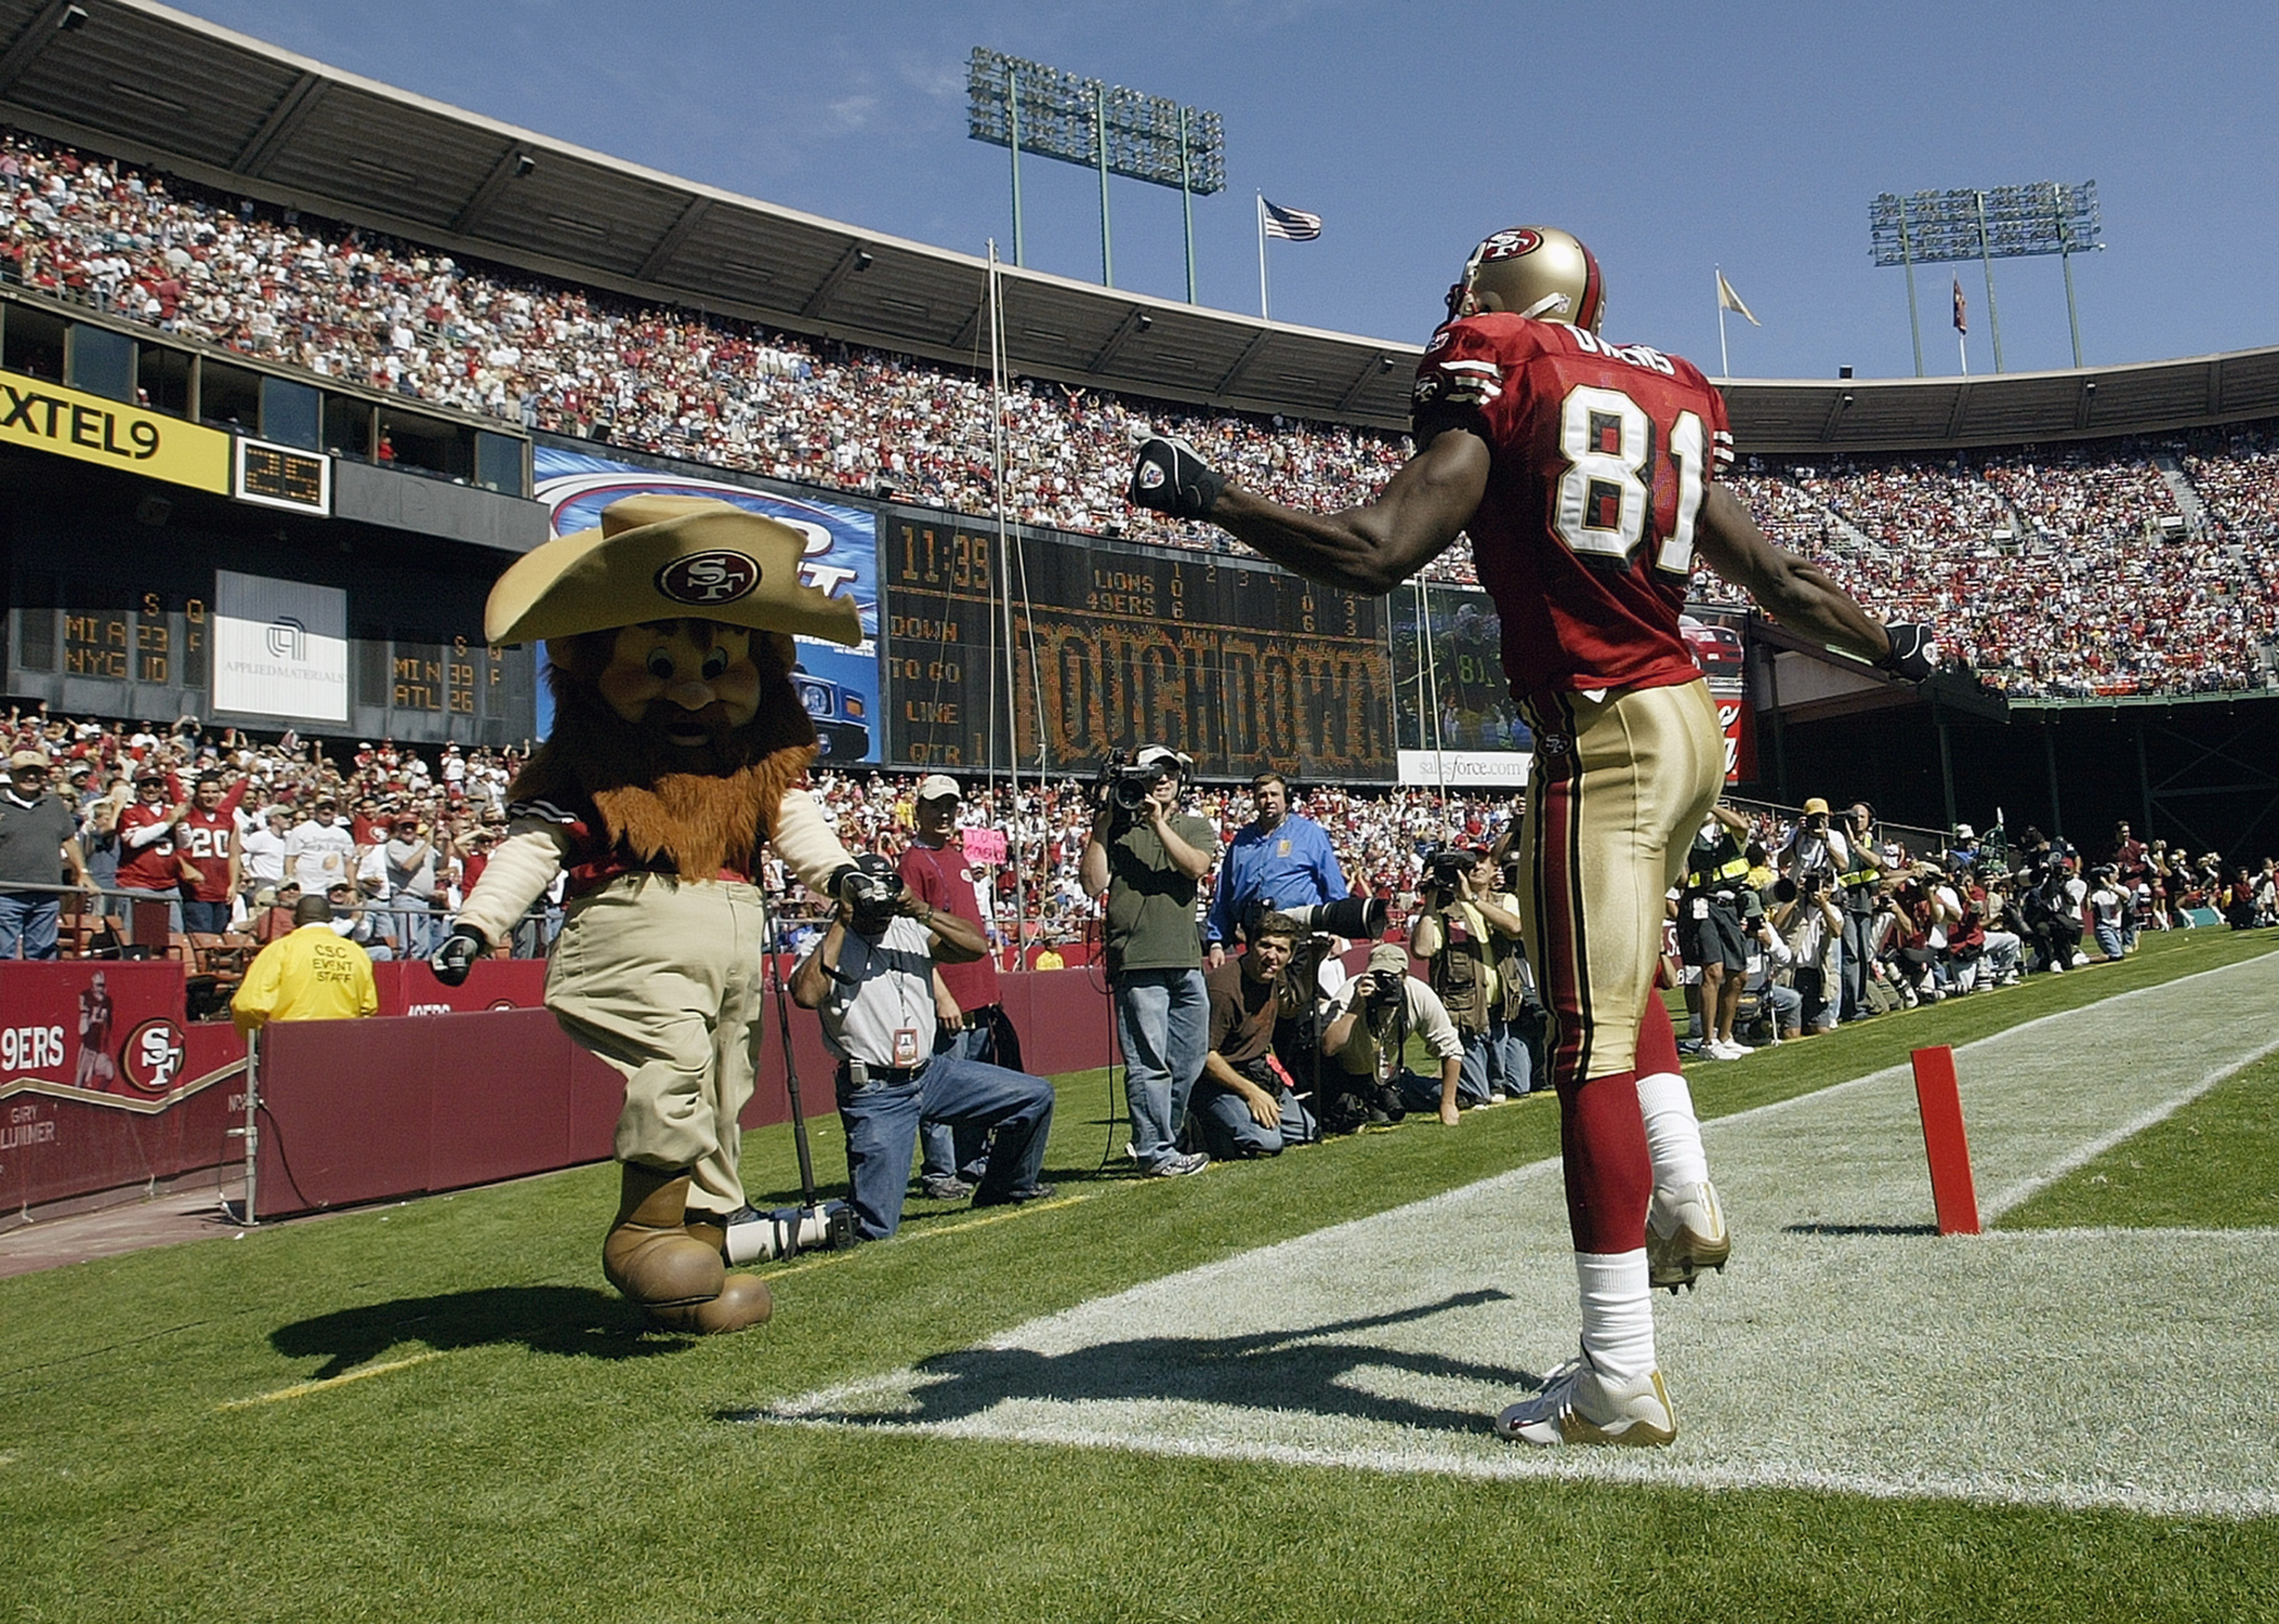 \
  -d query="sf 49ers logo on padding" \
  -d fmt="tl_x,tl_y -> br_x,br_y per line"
656,550 -> 760,607
119,1017 -> 187,1094
1477,228 -> 1544,262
